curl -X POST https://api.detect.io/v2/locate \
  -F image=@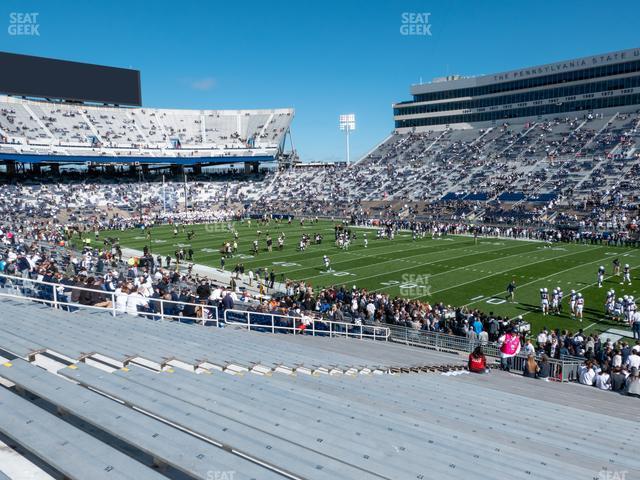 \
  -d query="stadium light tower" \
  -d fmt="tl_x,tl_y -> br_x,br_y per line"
339,113 -> 356,165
